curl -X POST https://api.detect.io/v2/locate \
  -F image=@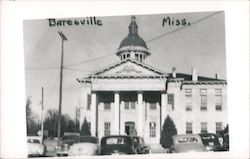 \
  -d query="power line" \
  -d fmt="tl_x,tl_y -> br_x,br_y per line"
146,11 -> 222,43
64,67 -> 93,72
26,12 -> 222,71
25,66 -> 59,70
